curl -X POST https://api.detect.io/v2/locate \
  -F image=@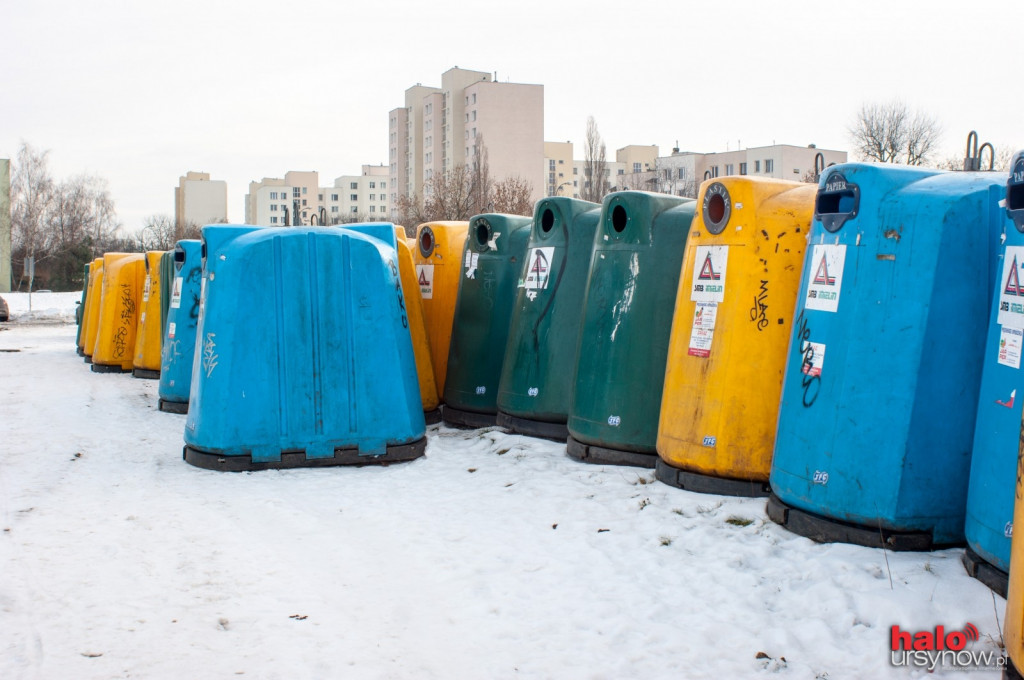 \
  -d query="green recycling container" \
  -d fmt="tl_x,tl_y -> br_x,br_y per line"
496,197 -> 601,440
75,261 -> 91,354
442,213 -> 533,428
567,191 -> 696,467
